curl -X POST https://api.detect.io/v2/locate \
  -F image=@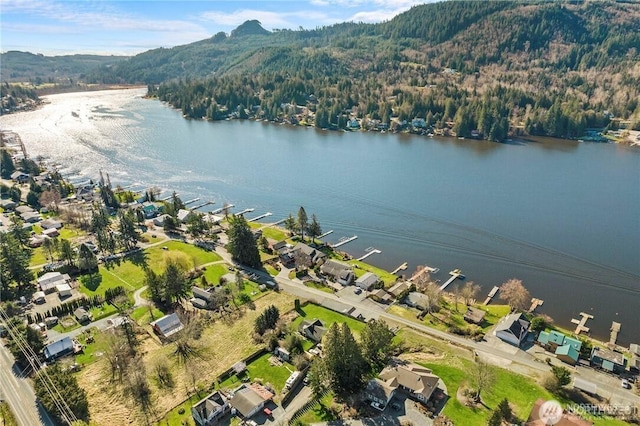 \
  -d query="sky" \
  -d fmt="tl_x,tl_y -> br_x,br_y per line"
1,0 -> 436,56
